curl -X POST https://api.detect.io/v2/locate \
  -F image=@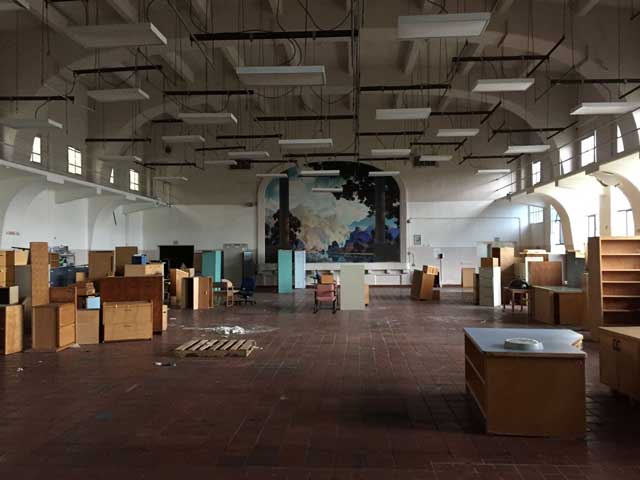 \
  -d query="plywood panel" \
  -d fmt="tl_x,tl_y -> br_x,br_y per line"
0,304 -> 23,355
340,264 -> 366,311
76,309 -> 100,344
97,276 -> 163,333
89,250 -> 114,280
534,287 -> 556,324
115,246 -> 138,276
30,242 -> 49,308
529,261 -> 563,287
